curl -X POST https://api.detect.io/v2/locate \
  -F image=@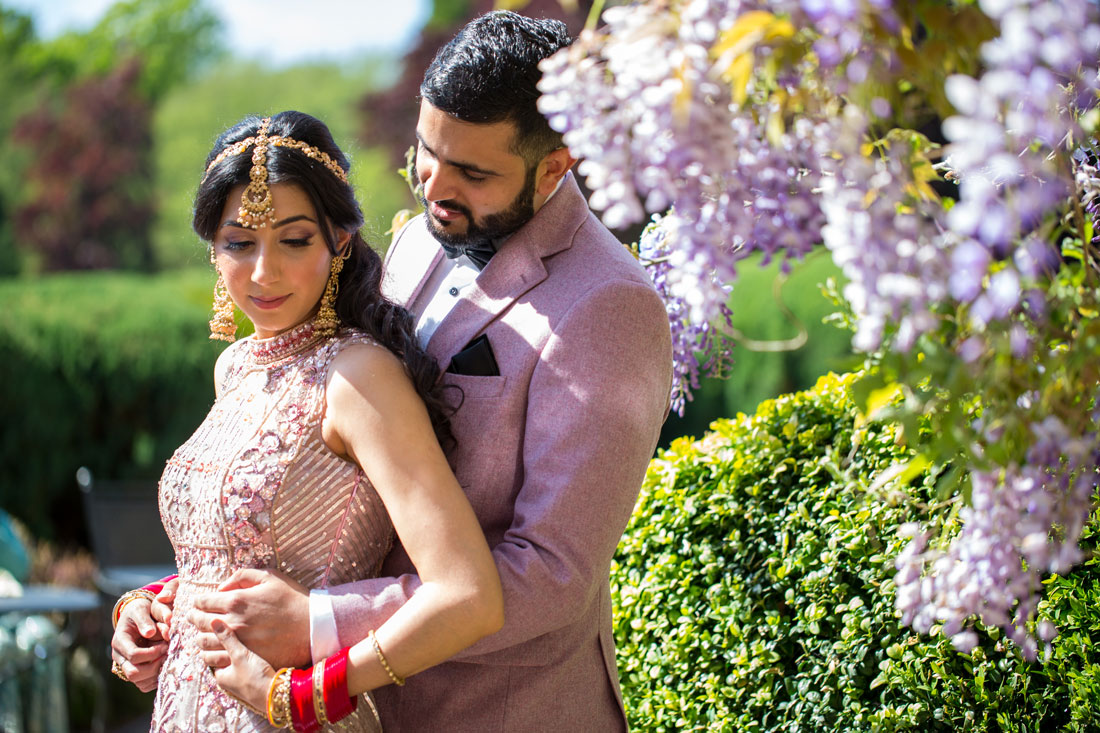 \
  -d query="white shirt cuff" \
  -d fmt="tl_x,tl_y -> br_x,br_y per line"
309,589 -> 341,662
